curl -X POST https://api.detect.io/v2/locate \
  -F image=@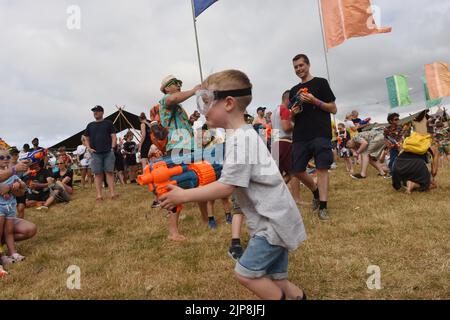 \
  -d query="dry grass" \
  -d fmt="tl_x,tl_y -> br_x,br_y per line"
1,162 -> 449,300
